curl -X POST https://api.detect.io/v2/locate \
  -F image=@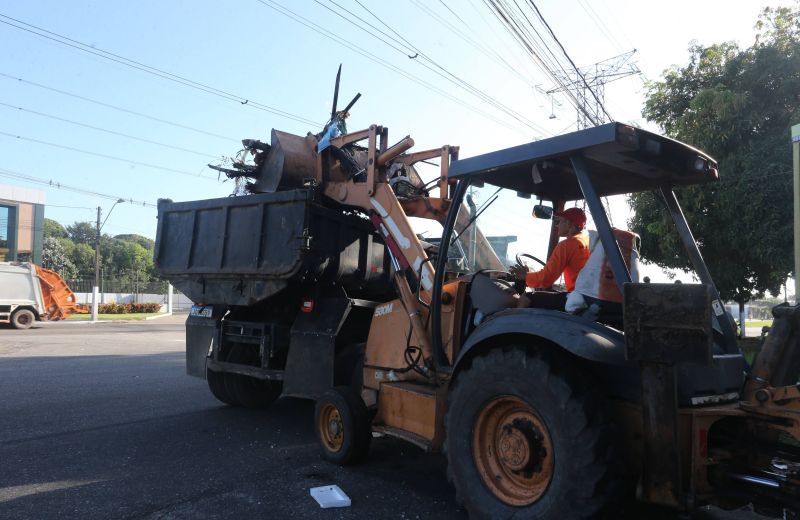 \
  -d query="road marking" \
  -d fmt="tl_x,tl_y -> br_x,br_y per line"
0,479 -> 103,503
